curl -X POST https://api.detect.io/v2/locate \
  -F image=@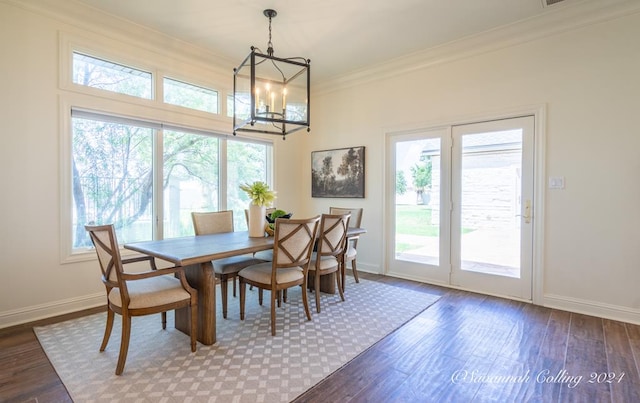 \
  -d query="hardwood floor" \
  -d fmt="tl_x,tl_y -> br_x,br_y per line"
1,273 -> 639,402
